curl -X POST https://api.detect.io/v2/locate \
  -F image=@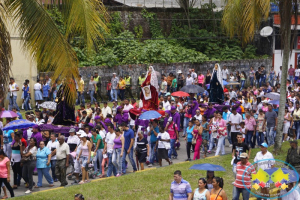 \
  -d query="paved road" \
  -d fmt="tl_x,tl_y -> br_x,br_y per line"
8,136 -> 232,198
